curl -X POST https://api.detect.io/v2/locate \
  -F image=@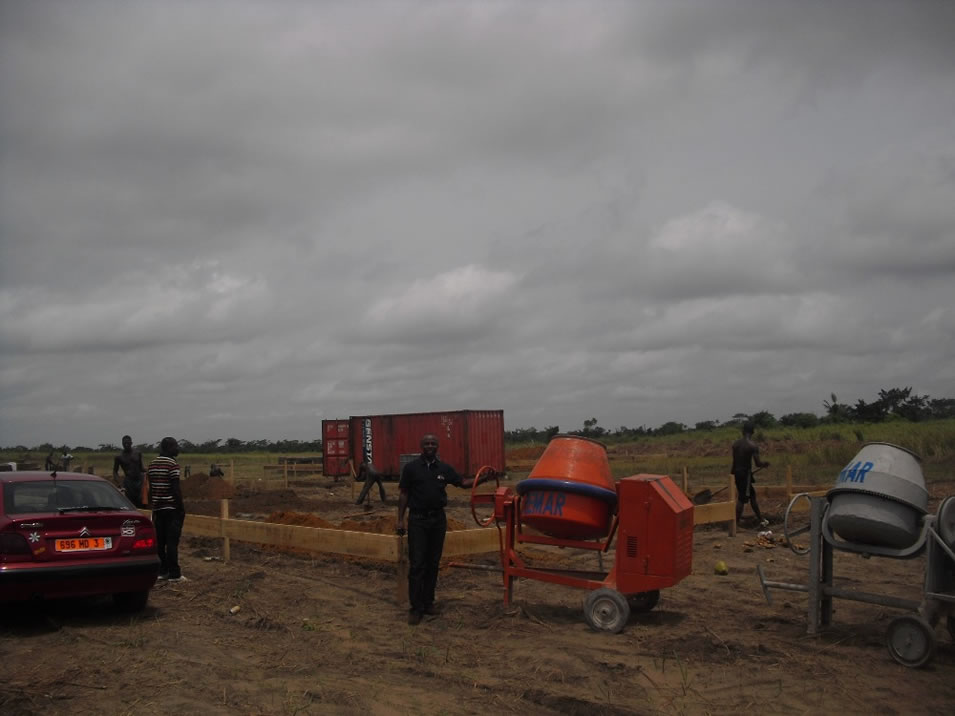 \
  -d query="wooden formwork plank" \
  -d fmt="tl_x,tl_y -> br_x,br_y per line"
443,528 -> 501,556
180,514 -> 398,560
184,514 -> 222,538
221,519 -> 399,561
693,501 -> 735,525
